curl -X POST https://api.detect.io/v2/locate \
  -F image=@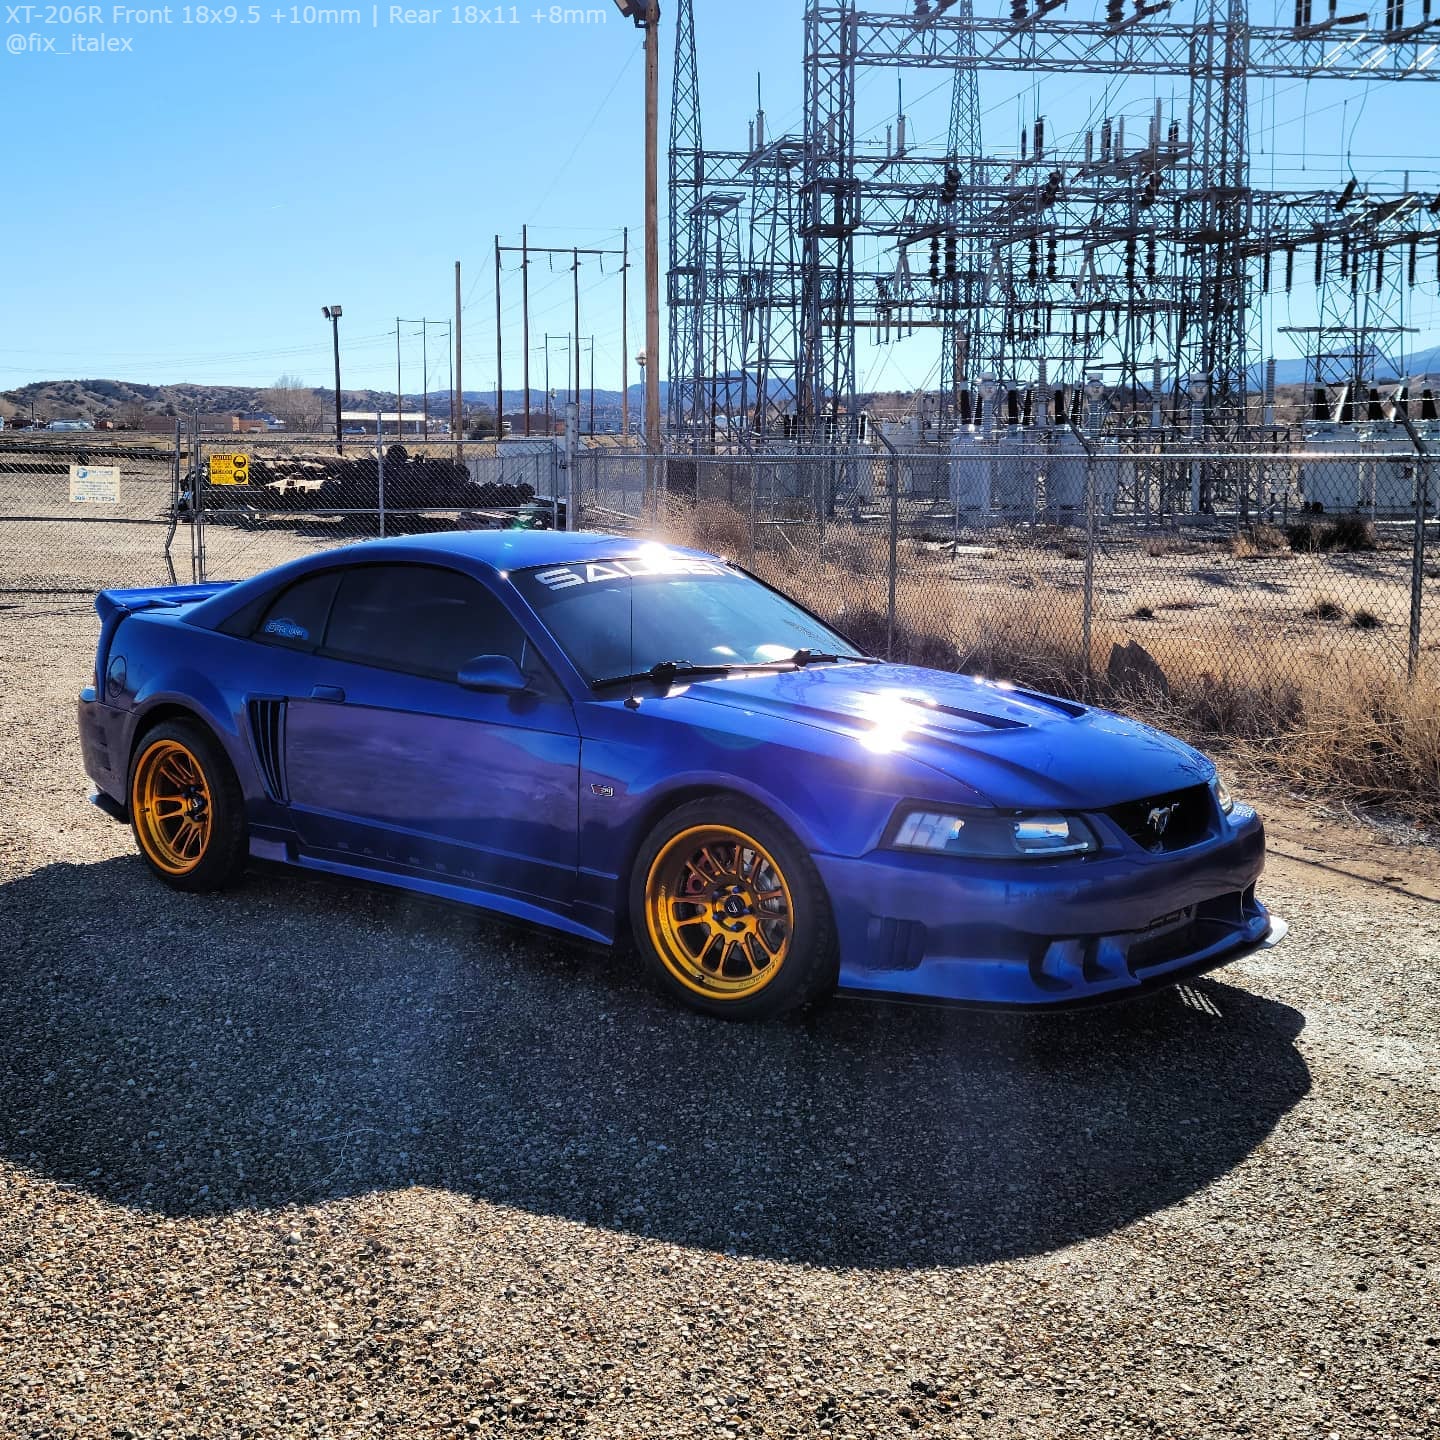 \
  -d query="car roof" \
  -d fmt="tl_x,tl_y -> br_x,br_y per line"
185,529 -> 722,630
